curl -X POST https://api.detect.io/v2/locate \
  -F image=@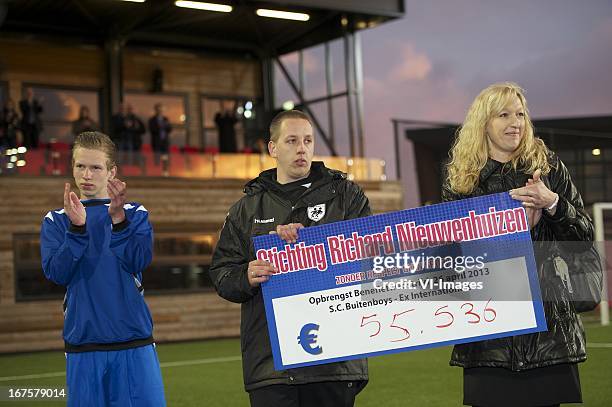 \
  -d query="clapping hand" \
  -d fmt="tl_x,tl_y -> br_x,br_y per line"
509,169 -> 559,228
510,170 -> 558,210
522,176 -> 542,229
107,178 -> 127,224
64,183 -> 86,226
